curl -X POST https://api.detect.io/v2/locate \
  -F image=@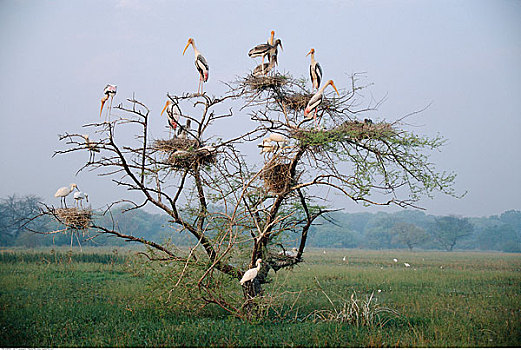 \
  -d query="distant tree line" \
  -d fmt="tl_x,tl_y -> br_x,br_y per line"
0,194 -> 519,252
